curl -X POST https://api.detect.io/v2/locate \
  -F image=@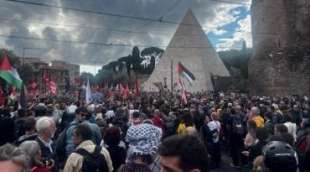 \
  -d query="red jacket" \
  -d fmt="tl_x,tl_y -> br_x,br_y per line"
32,166 -> 51,172
152,116 -> 165,130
